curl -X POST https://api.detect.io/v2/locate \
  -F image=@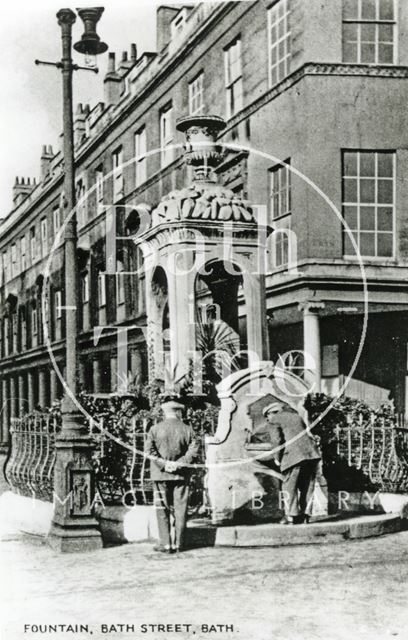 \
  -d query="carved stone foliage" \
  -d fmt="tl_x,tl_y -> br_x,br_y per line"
152,184 -> 256,224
